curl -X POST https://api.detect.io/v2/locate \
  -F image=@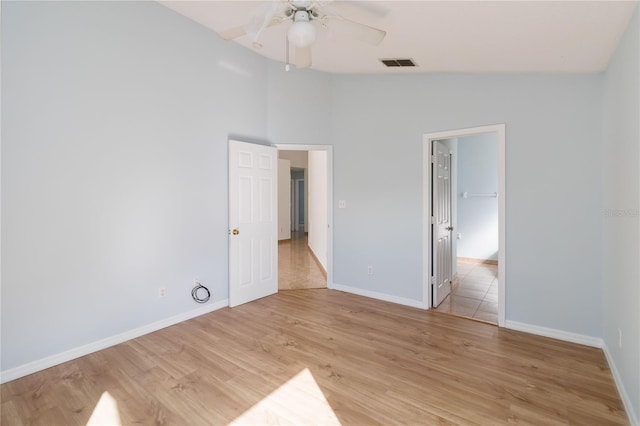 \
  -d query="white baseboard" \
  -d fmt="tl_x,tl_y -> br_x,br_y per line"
0,299 -> 229,384
505,320 -> 603,347
602,343 -> 639,426
331,283 -> 428,309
